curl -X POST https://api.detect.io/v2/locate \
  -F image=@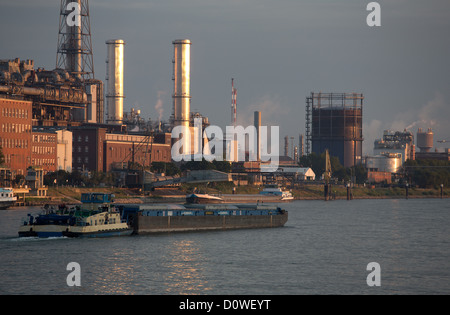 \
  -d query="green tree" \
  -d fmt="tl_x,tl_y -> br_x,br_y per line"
405,159 -> 450,188
299,152 -> 366,183
150,162 -> 181,176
